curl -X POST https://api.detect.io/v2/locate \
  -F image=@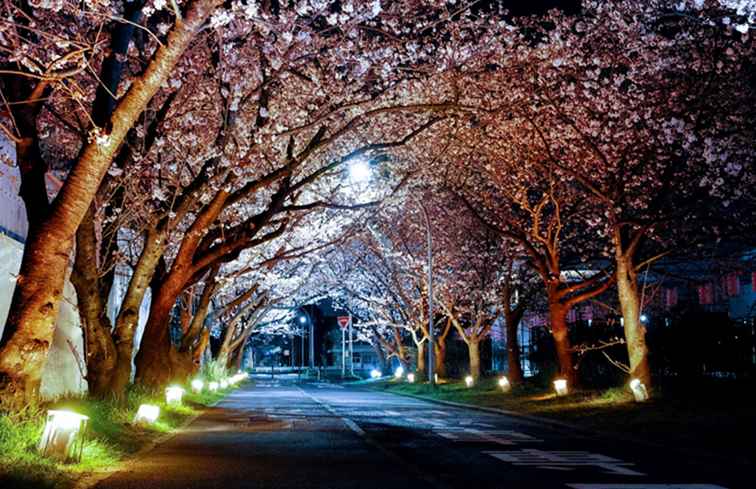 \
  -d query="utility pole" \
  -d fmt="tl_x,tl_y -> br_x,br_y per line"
349,316 -> 354,377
